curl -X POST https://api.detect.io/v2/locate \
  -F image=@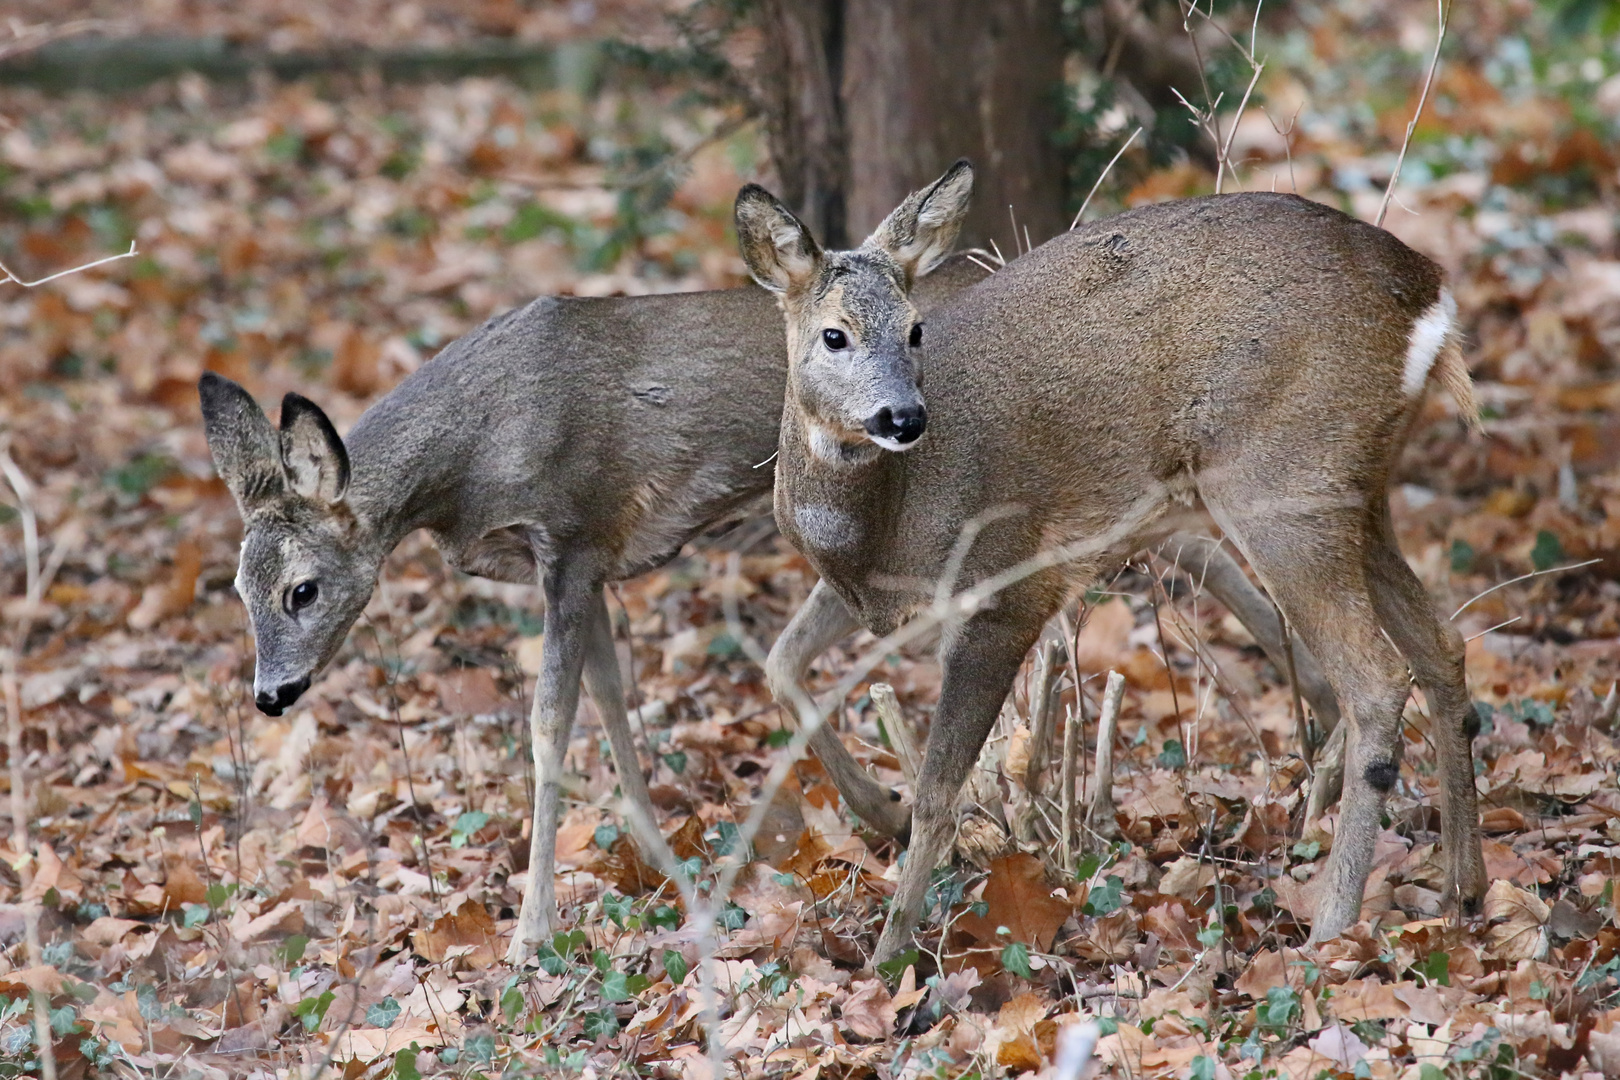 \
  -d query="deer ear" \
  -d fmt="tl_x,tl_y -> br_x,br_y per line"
199,372 -> 286,512
279,393 -> 350,503
865,159 -> 974,281
734,184 -> 822,295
